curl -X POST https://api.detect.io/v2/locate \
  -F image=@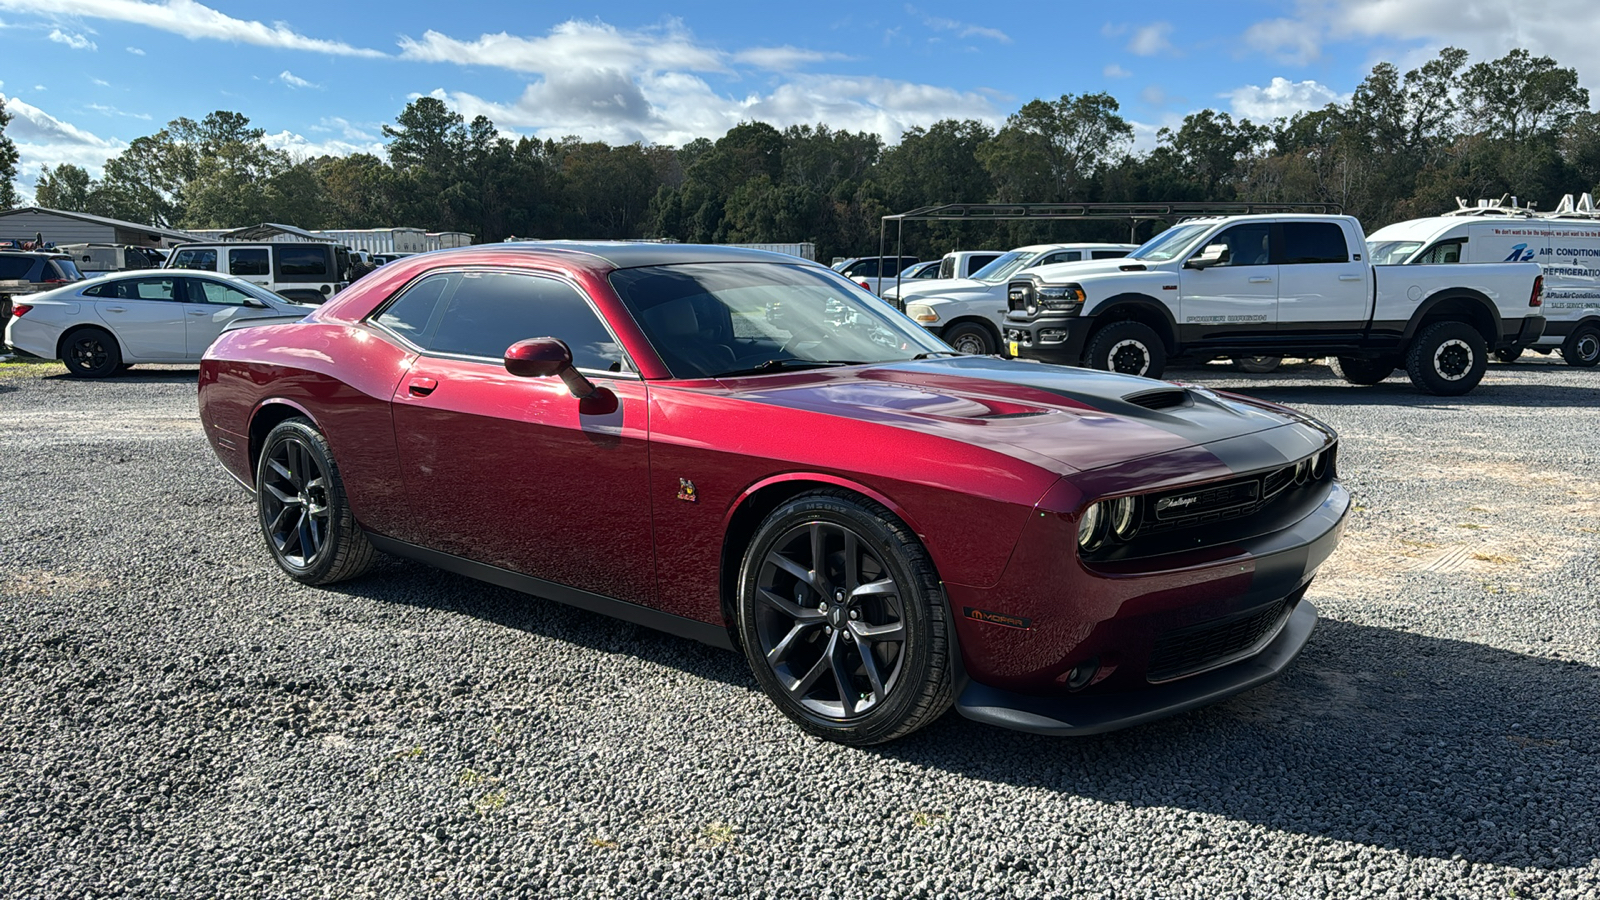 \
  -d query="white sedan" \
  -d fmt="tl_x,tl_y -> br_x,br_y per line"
4,271 -> 315,377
